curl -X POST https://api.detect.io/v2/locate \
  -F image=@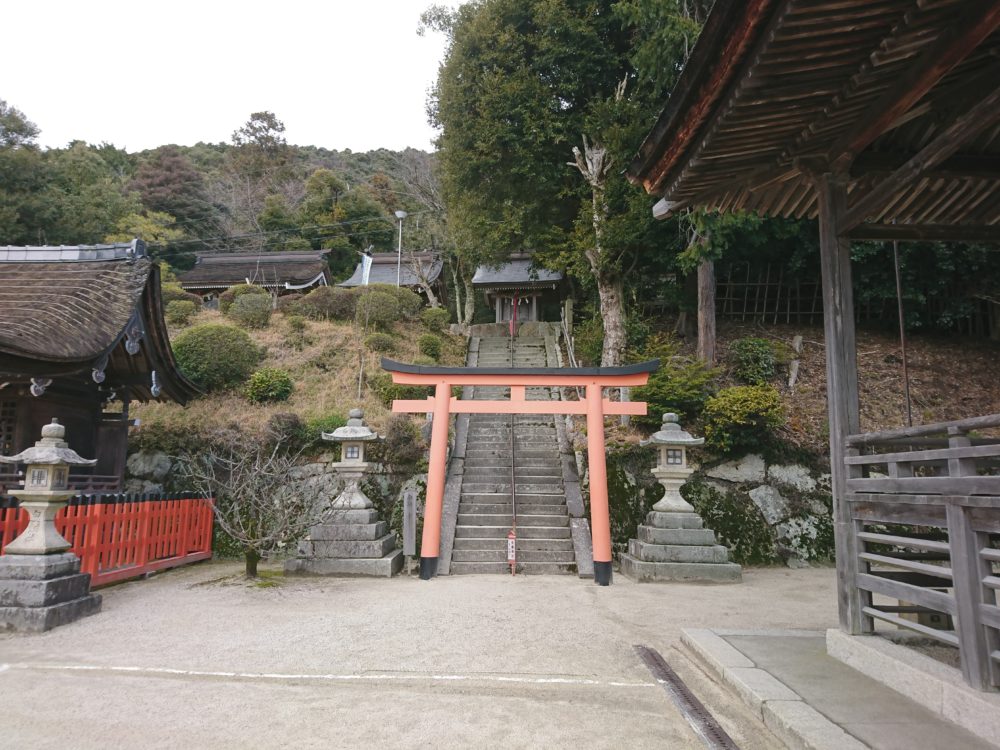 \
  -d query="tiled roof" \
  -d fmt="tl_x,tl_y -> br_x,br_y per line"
472,254 -> 563,289
0,246 -> 150,361
339,252 -> 443,288
179,251 -> 331,290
